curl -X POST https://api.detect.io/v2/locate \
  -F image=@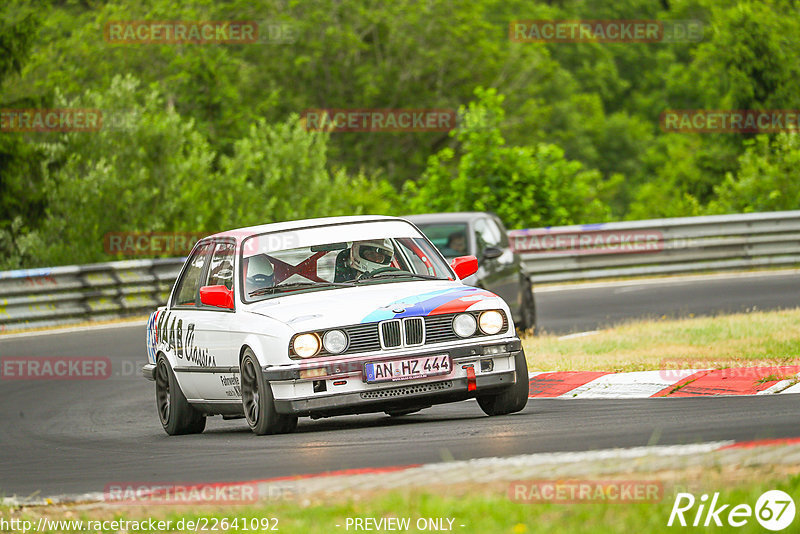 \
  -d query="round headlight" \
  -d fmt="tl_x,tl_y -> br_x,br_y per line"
293,333 -> 321,358
479,310 -> 504,335
453,313 -> 477,338
323,329 -> 348,354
